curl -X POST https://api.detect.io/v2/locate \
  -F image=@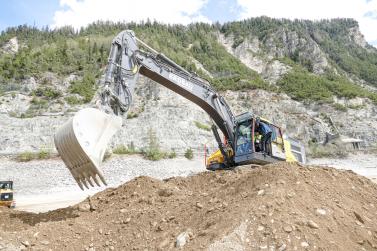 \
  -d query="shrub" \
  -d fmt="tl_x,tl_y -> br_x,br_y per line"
33,87 -> 62,99
113,144 -> 140,155
184,148 -> 194,160
69,72 -> 96,103
38,149 -> 51,159
168,150 -> 177,159
143,129 -> 169,161
16,152 -> 35,162
278,68 -> 377,103
127,112 -> 138,119
65,95 -> 82,105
